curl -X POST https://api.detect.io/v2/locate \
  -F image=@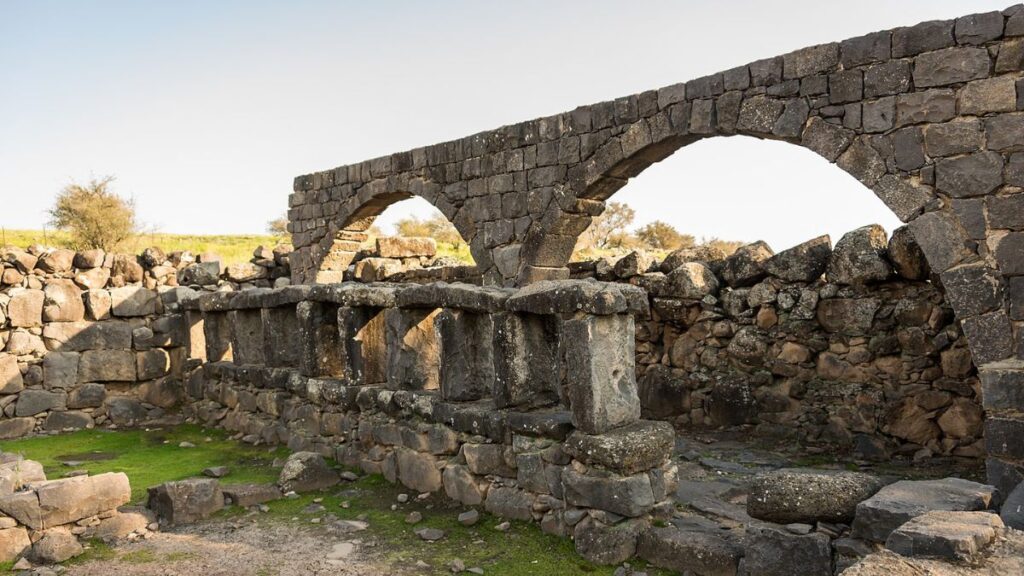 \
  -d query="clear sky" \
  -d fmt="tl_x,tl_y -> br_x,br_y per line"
0,1 -> 1012,252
